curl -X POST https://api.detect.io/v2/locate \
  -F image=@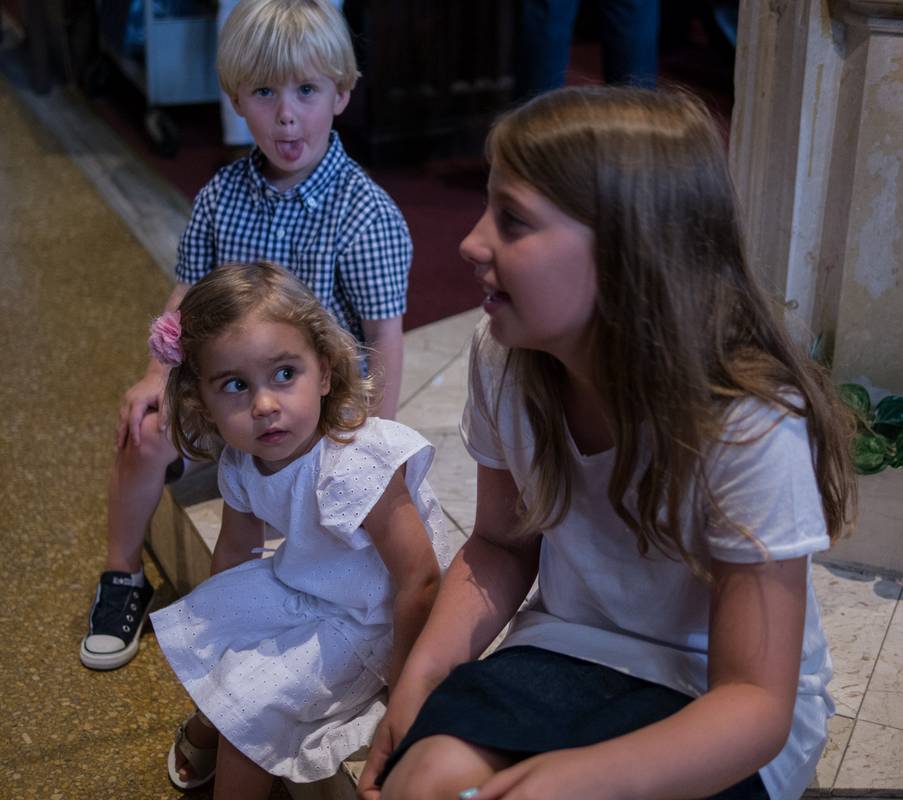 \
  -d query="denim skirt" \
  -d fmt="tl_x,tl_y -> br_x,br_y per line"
380,646 -> 769,799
